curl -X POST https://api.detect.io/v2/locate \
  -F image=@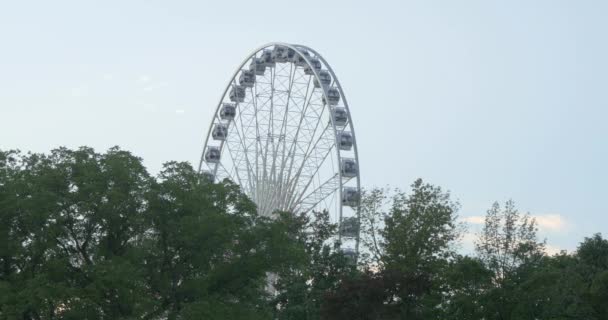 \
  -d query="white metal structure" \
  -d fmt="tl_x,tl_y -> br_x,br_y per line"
198,43 -> 361,254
